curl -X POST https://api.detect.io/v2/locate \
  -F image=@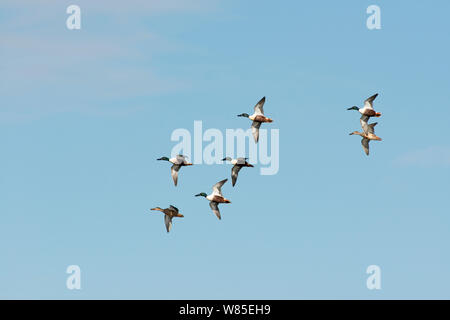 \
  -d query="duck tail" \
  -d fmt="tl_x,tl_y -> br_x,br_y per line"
375,112 -> 382,117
